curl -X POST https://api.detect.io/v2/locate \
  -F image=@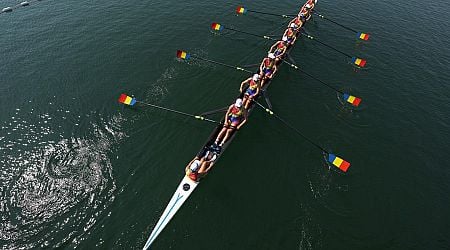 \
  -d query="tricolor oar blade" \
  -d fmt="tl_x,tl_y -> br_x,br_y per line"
211,22 -> 223,31
328,154 -> 351,172
351,57 -> 367,68
176,50 -> 191,60
236,6 -> 247,14
343,93 -> 362,107
118,94 -> 136,106
356,32 -> 370,41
